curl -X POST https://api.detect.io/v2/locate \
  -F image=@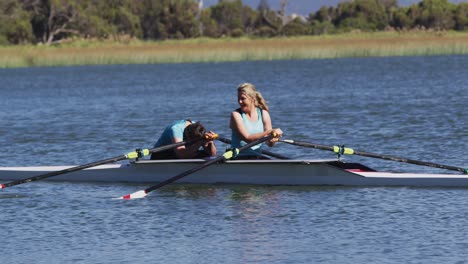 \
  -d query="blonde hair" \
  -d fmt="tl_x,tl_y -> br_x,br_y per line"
237,83 -> 269,111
